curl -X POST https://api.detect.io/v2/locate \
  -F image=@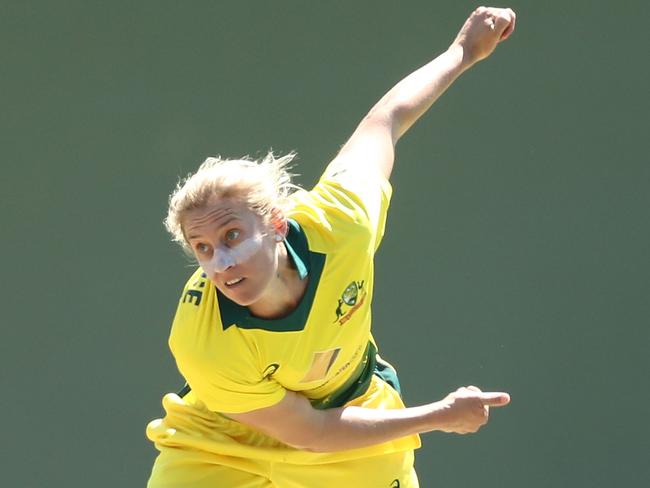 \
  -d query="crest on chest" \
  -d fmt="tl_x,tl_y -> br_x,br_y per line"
333,280 -> 367,325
